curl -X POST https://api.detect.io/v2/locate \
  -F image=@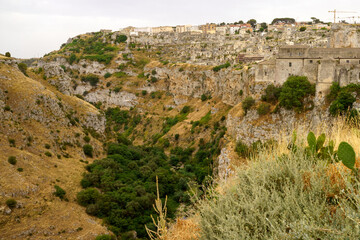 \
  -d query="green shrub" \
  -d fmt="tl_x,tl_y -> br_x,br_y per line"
175,134 -> 180,141
8,138 -> 15,147
104,72 -> 112,78
83,136 -> 91,143
83,54 -> 114,65
279,76 -> 315,111
81,74 -> 99,86
242,96 -> 255,115
180,105 -> 191,114
329,91 -> 356,116
150,76 -> 158,83
68,53 -> 77,64
141,90 -> 147,96
197,146 -> 360,239
54,185 -> 66,199
115,35 -> 127,43
113,71 -> 127,78
5,52 -> 11,57
201,94 -> 211,101
17,168 -> 23,172
257,103 -> 271,115
299,26 -> 307,31
213,62 -> 230,72
5,199 -> 17,208
83,144 -> 93,157
8,156 -> 17,165
77,188 -> 100,206
235,141 -> 250,158
4,105 -> 11,111
45,144 -> 51,149
261,84 -> 281,103
44,151 -> 52,157
113,86 -> 122,93
17,63 -> 28,76
151,69 -> 157,75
